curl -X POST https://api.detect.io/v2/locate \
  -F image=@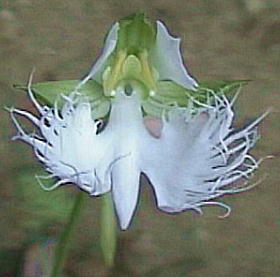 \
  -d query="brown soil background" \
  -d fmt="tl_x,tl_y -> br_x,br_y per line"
0,0 -> 279,276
